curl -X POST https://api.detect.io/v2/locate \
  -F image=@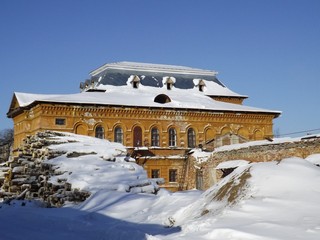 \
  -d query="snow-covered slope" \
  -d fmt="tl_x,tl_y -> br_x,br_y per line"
160,157 -> 320,240
1,133 -> 320,240
44,132 -> 161,194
